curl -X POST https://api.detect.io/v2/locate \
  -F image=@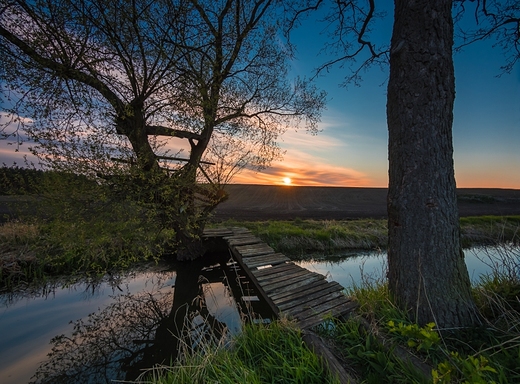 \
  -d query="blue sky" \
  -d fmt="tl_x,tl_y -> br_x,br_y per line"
235,5 -> 520,188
